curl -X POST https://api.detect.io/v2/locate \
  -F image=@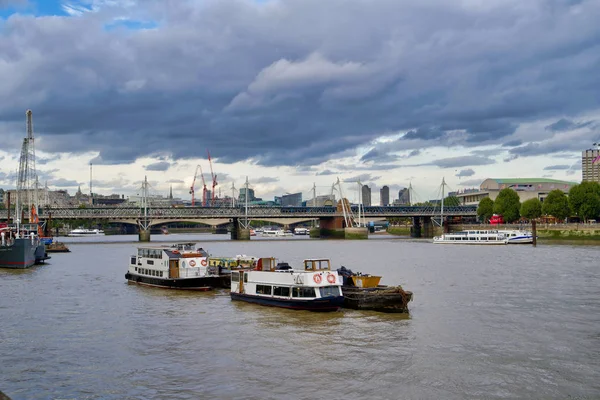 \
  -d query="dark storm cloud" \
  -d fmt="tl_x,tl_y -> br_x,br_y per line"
144,161 -> 171,171
50,178 -> 79,187
455,169 -> 475,177
1,0 -> 599,166
545,118 -> 594,132
360,148 -> 399,163
502,140 -> 522,147
423,156 -> 495,168
543,164 -> 570,170
457,178 -> 483,187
